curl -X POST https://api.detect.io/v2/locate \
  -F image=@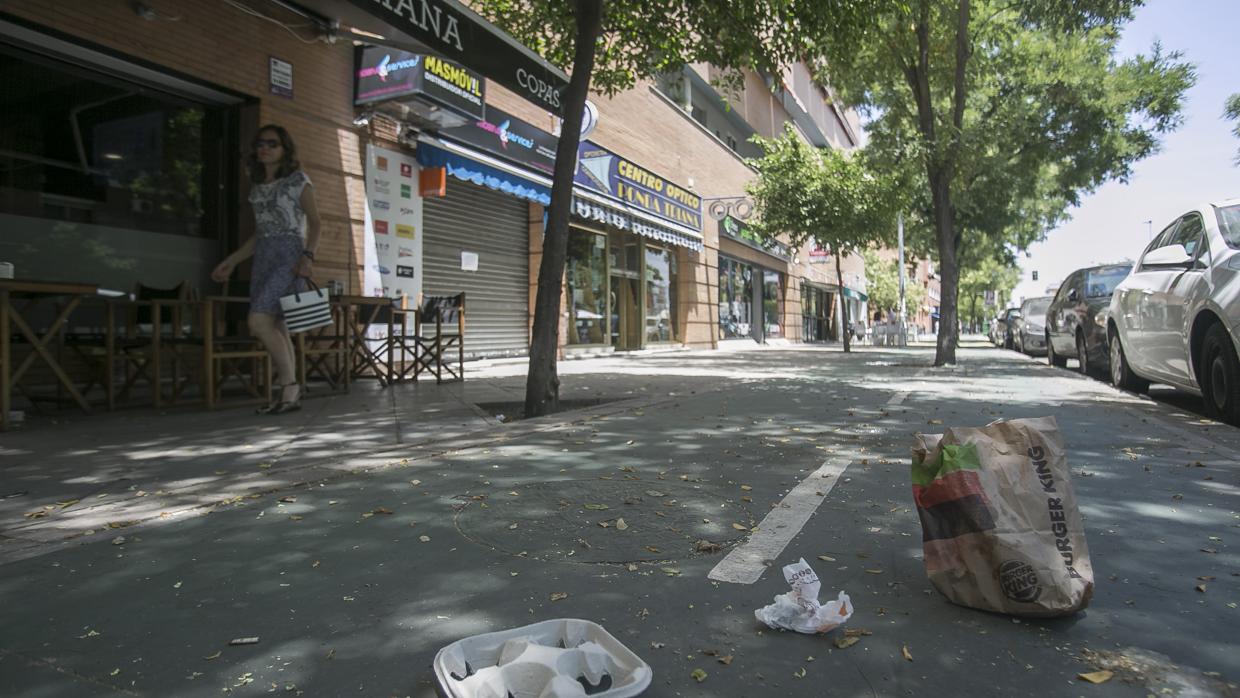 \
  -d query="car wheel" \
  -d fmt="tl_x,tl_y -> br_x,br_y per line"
1076,333 -> 1090,375
1048,335 -> 1068,368
1109,333 -> 1149,393
1200,324 -> 1240,426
